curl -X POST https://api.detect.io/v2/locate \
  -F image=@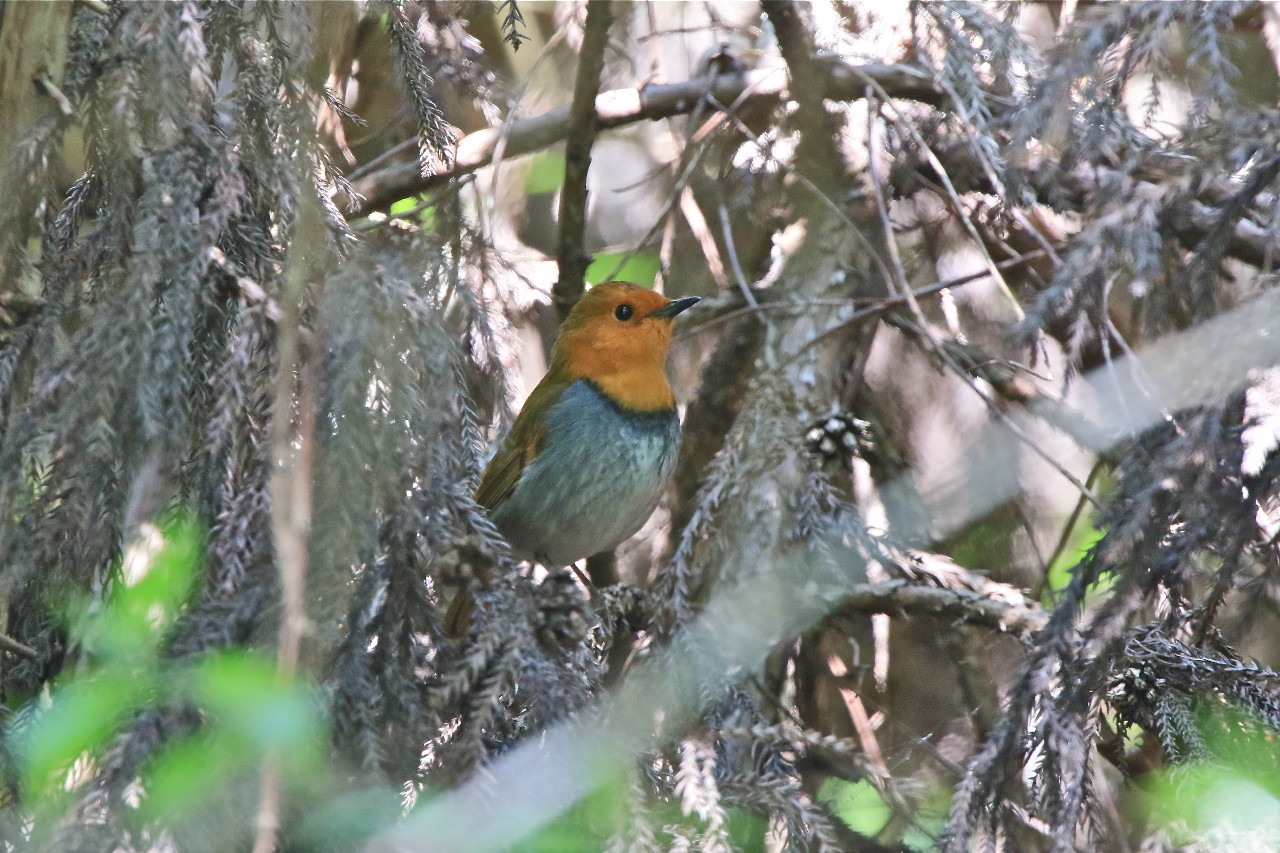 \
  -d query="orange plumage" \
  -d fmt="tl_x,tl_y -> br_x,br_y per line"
446,282 -> 699,637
